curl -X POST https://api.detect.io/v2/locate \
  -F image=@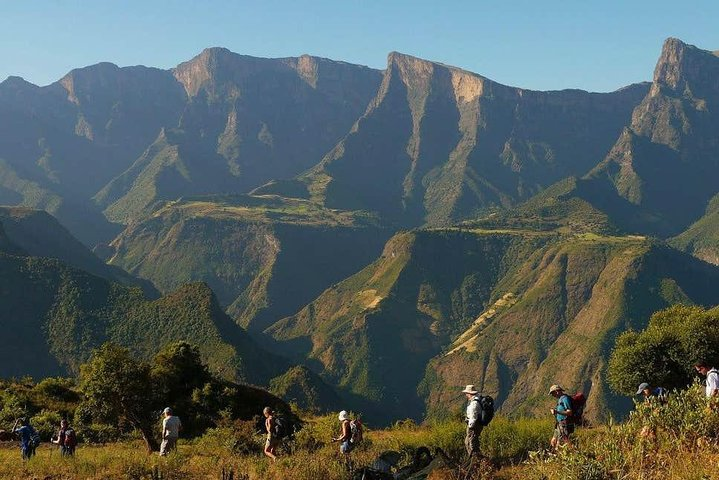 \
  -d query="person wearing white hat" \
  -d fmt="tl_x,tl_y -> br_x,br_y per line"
159,407 -> 182,456
333,410 -> 354,454
462,384 -> 483,457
